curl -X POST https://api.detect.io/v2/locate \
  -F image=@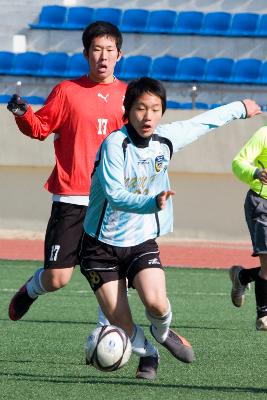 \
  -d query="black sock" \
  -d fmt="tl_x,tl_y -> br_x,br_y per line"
239,267 -> 261,285
255,275 -> 267,318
